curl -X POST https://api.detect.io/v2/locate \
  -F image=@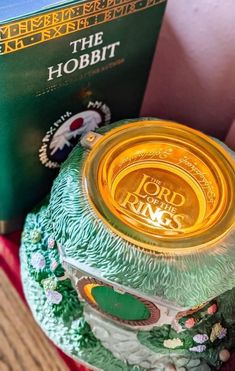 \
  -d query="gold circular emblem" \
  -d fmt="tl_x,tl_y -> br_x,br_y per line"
83,120 -> 235,254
